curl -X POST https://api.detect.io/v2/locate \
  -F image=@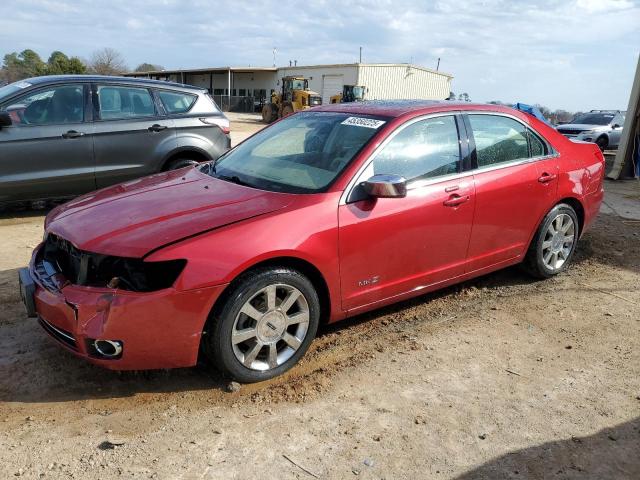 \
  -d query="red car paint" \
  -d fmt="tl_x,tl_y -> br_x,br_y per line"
29,102 -> 604,370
